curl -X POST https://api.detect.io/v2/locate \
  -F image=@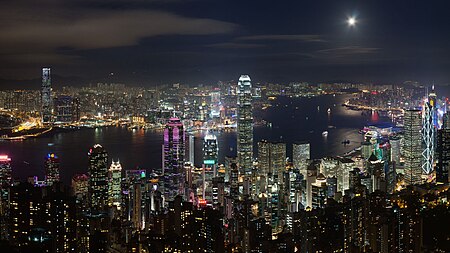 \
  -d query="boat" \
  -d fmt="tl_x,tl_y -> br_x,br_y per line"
327,108 -> 331,113
322,131 -> 328,137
